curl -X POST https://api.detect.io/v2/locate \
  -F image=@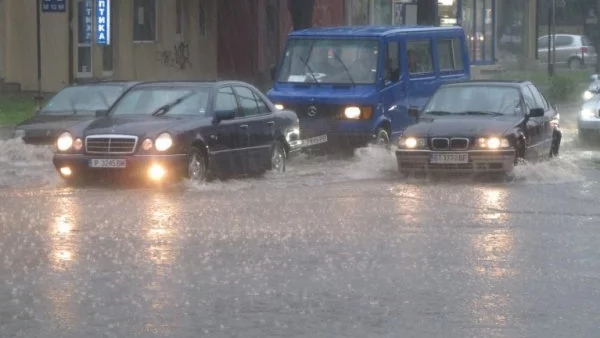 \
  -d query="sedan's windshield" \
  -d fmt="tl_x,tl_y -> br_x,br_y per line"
111,87 -> 211,117
423,85 -> 522,115
277,38 -> 380,84
41,85 -> 125,115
